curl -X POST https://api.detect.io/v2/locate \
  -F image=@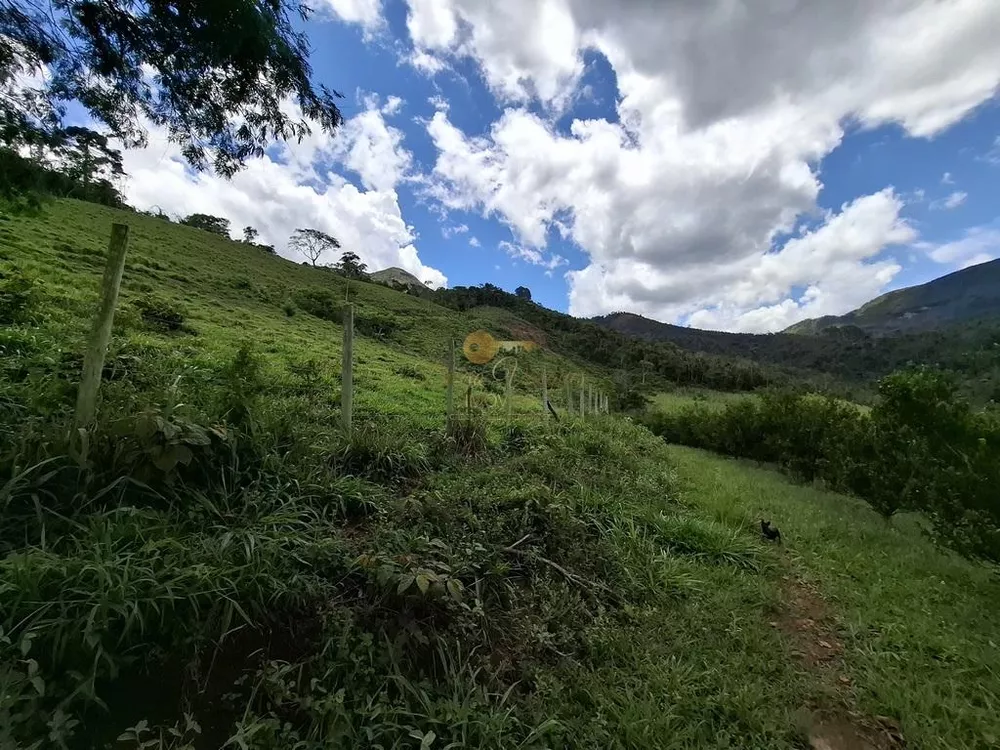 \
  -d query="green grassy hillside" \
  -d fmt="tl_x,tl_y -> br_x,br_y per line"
2,199 -> 999,749
786,257 -> 1000,334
